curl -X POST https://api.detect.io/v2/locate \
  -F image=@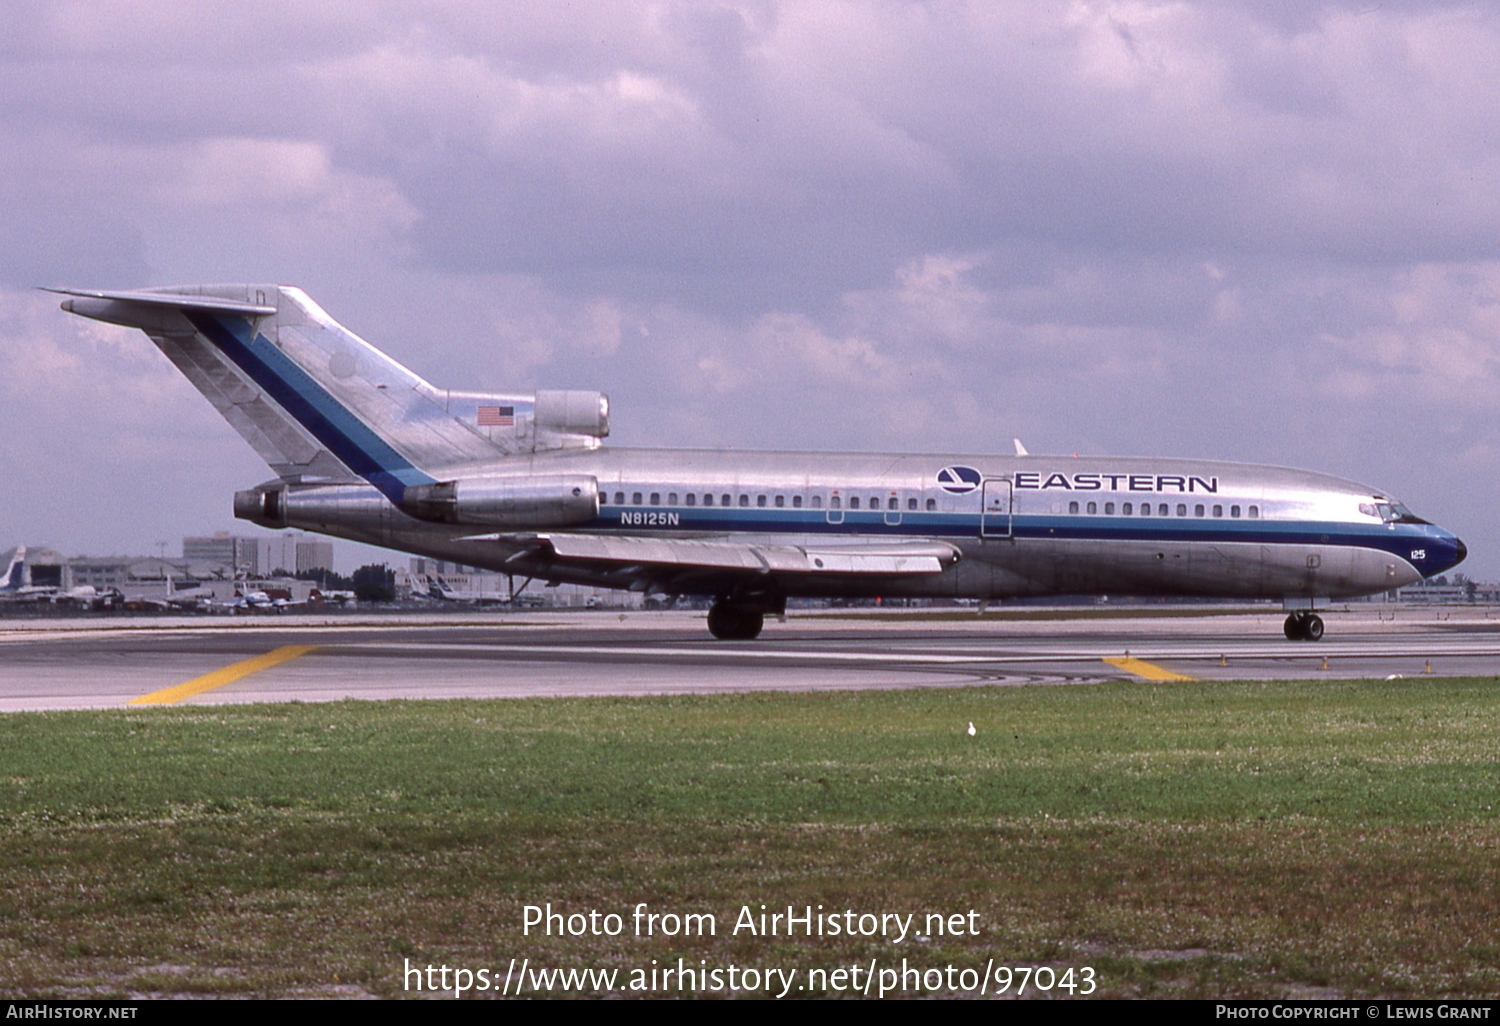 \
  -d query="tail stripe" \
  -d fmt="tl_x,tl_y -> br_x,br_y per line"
185,311 -> 435,502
